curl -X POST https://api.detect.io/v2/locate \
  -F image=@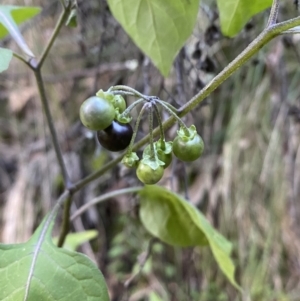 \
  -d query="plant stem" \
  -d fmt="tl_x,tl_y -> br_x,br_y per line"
25,1 -> 74,247
148,104 -> 156,160
71,187 -> 143,220
155,99 -> 190,135
70,15 -> 300,193
157,100 -> 179,114
70,155 -> 124,193
33,70 -> 71,187
267,0 -> 280,27
26,0 -> 73,188
153,103 -> 165,149
12,52 -> 30,66
57,195 -> 72,247
110,90 -> 136,97
121,98 -> 145,118
178,17 -> 300,117
126,103 -> 149,155
37,2 -> 72,69
110,85 -> 146,99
